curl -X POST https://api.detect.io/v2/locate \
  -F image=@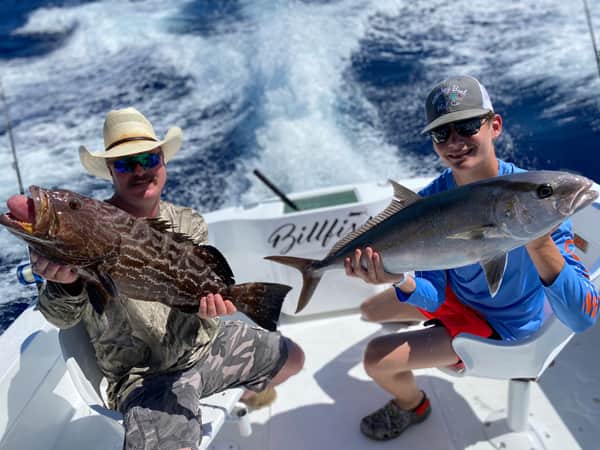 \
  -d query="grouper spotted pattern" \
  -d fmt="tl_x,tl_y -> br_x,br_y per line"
0,186 -> 290,331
